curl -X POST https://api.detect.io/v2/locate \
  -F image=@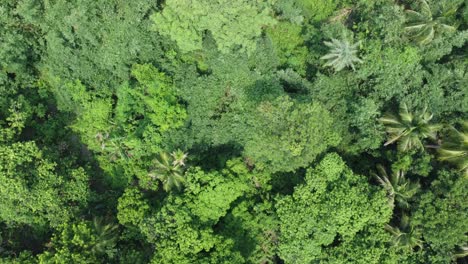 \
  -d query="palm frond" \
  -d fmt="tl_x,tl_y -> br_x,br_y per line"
321,38 -> 363,72
438,122 -> 468,173
404,0 -> 457,44
380,104 -> 439,152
